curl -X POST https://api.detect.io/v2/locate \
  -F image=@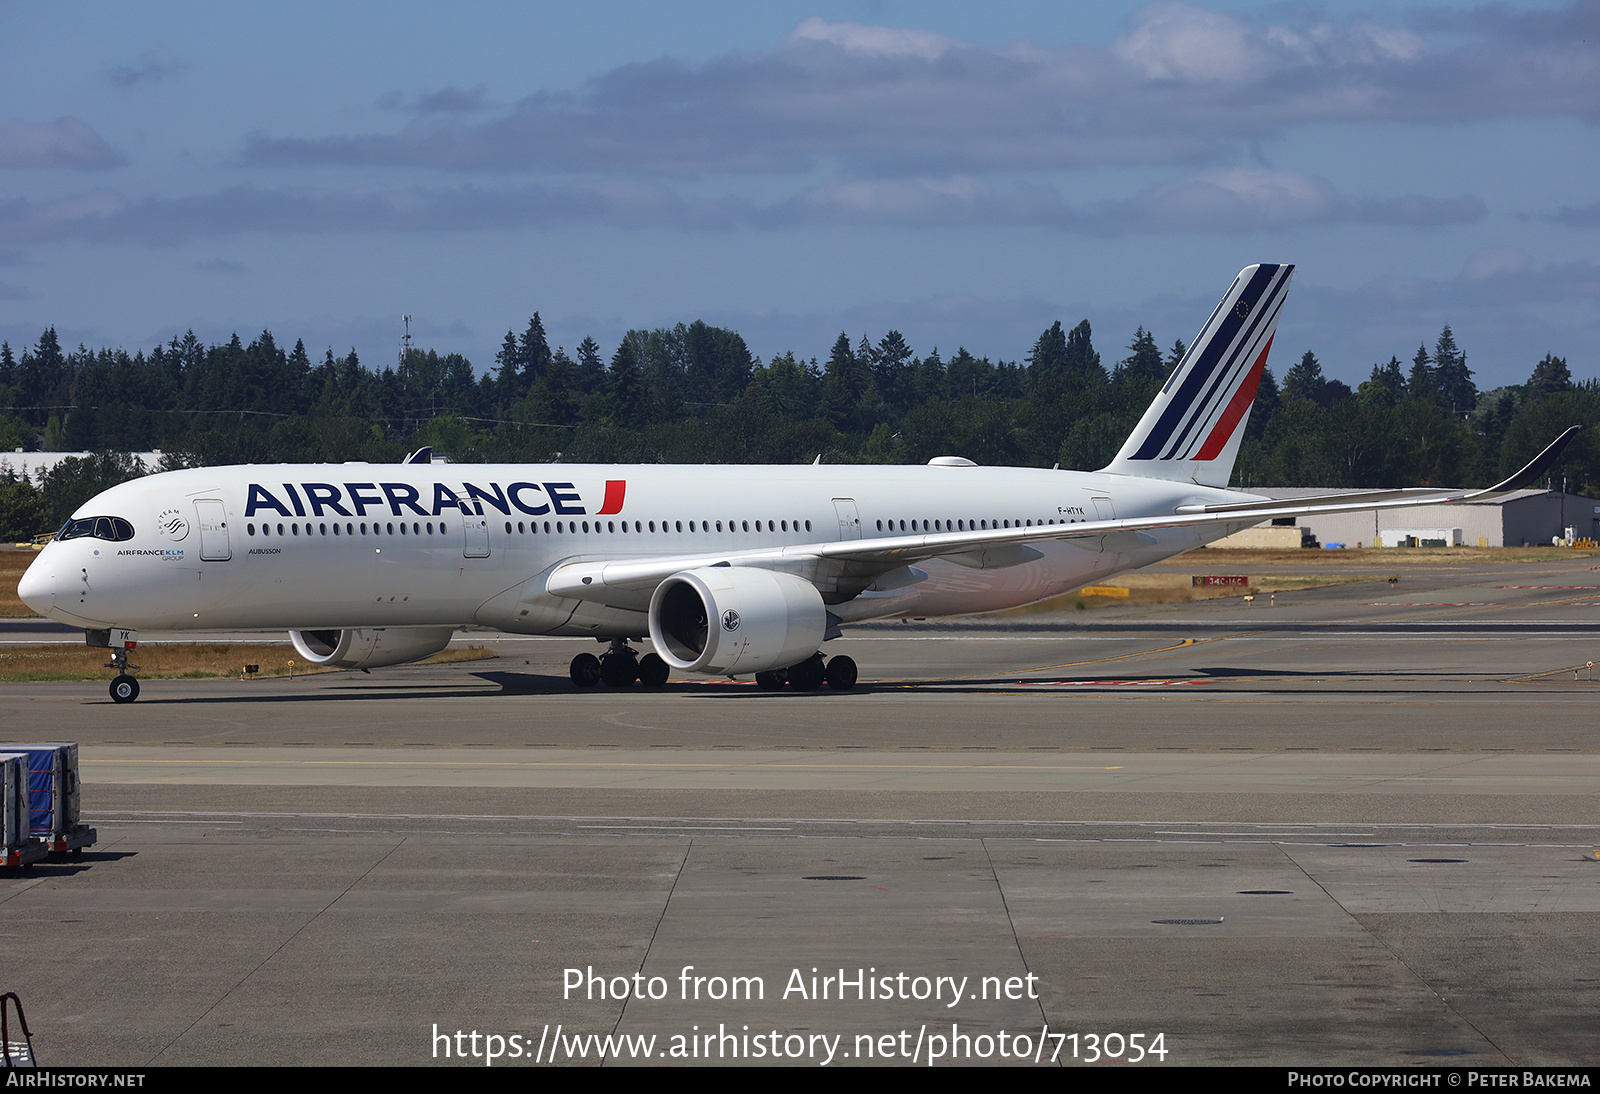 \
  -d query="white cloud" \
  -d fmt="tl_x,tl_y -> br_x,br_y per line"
1111,3 -> 1266,83
788,16 -> 957,61
241,5 -> 1598,178
0,118 -> 124,170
